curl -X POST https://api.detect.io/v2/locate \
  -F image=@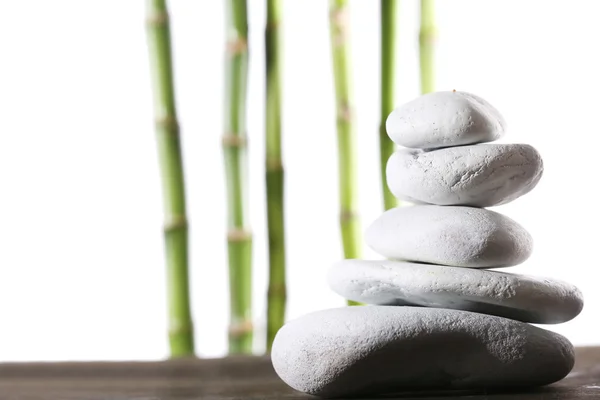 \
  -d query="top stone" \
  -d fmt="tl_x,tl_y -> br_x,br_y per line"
386,91 -> 506,149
